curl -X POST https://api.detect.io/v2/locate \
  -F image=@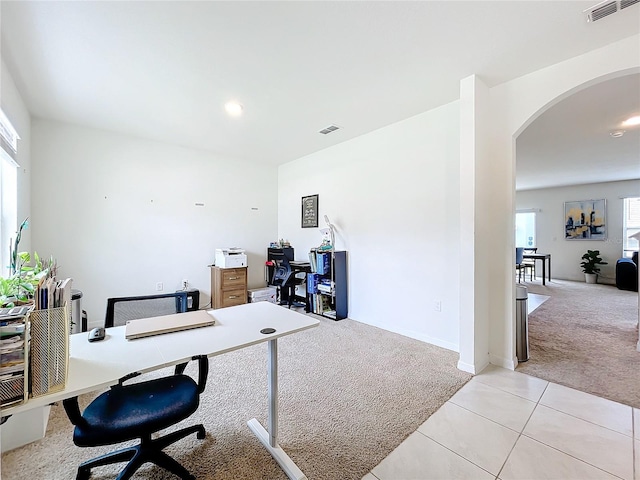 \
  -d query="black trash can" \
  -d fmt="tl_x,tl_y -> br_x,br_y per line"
516,285 -> 529,362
